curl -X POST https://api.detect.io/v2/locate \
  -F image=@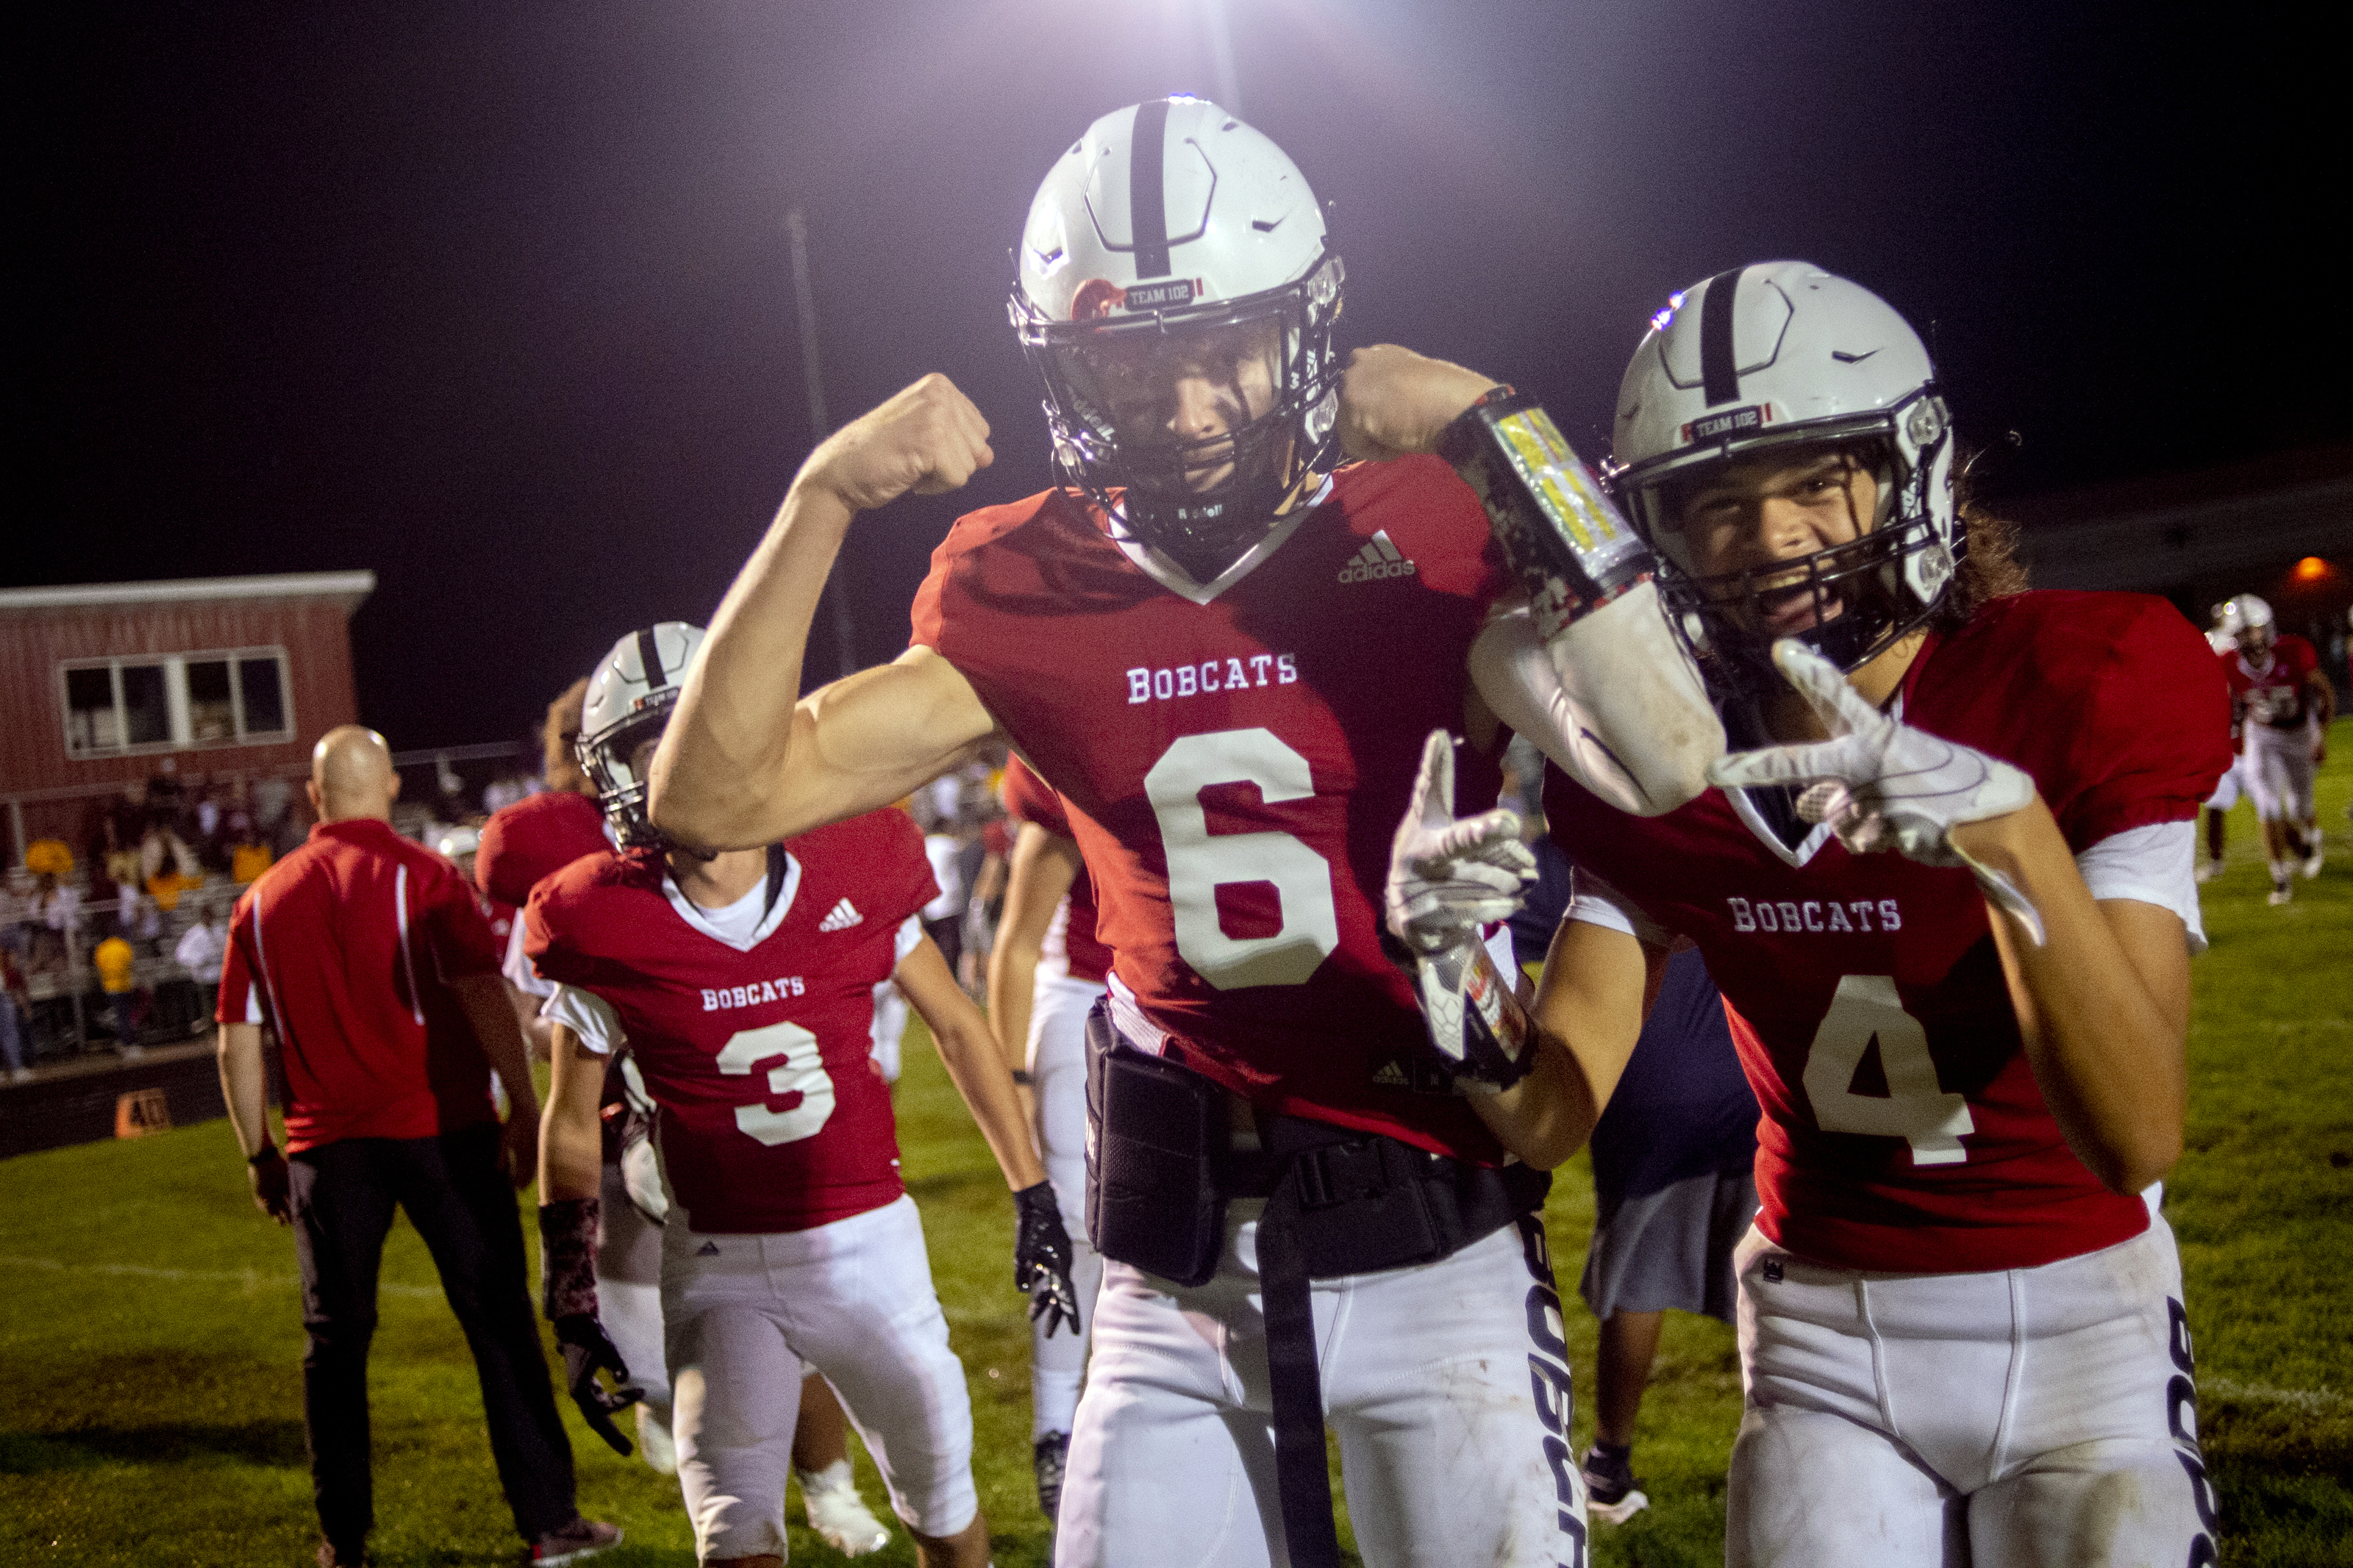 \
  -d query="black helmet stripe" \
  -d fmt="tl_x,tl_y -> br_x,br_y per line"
1700,265 -> 1746,407
1129,99 -> 1173,278
635,627 -> 665,688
